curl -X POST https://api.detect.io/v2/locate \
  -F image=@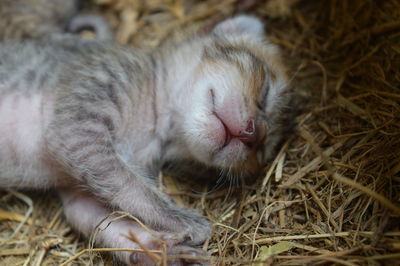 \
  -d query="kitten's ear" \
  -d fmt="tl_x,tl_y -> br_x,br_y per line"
213,15 -> 265,38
